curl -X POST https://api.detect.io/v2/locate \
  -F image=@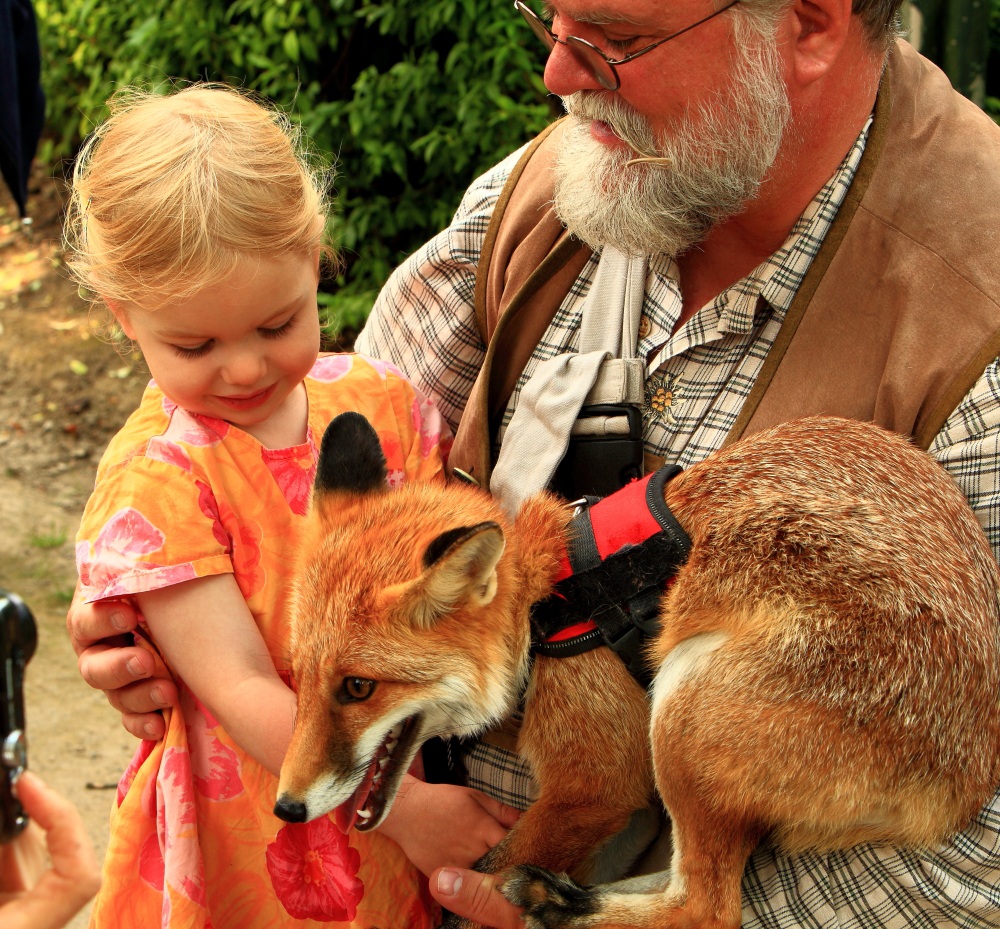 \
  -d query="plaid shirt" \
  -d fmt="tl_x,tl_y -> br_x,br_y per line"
357,124 -> 1000,927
